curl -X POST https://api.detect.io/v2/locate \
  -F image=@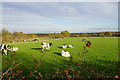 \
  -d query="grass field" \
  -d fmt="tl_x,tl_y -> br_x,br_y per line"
2,37 -> 119,78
